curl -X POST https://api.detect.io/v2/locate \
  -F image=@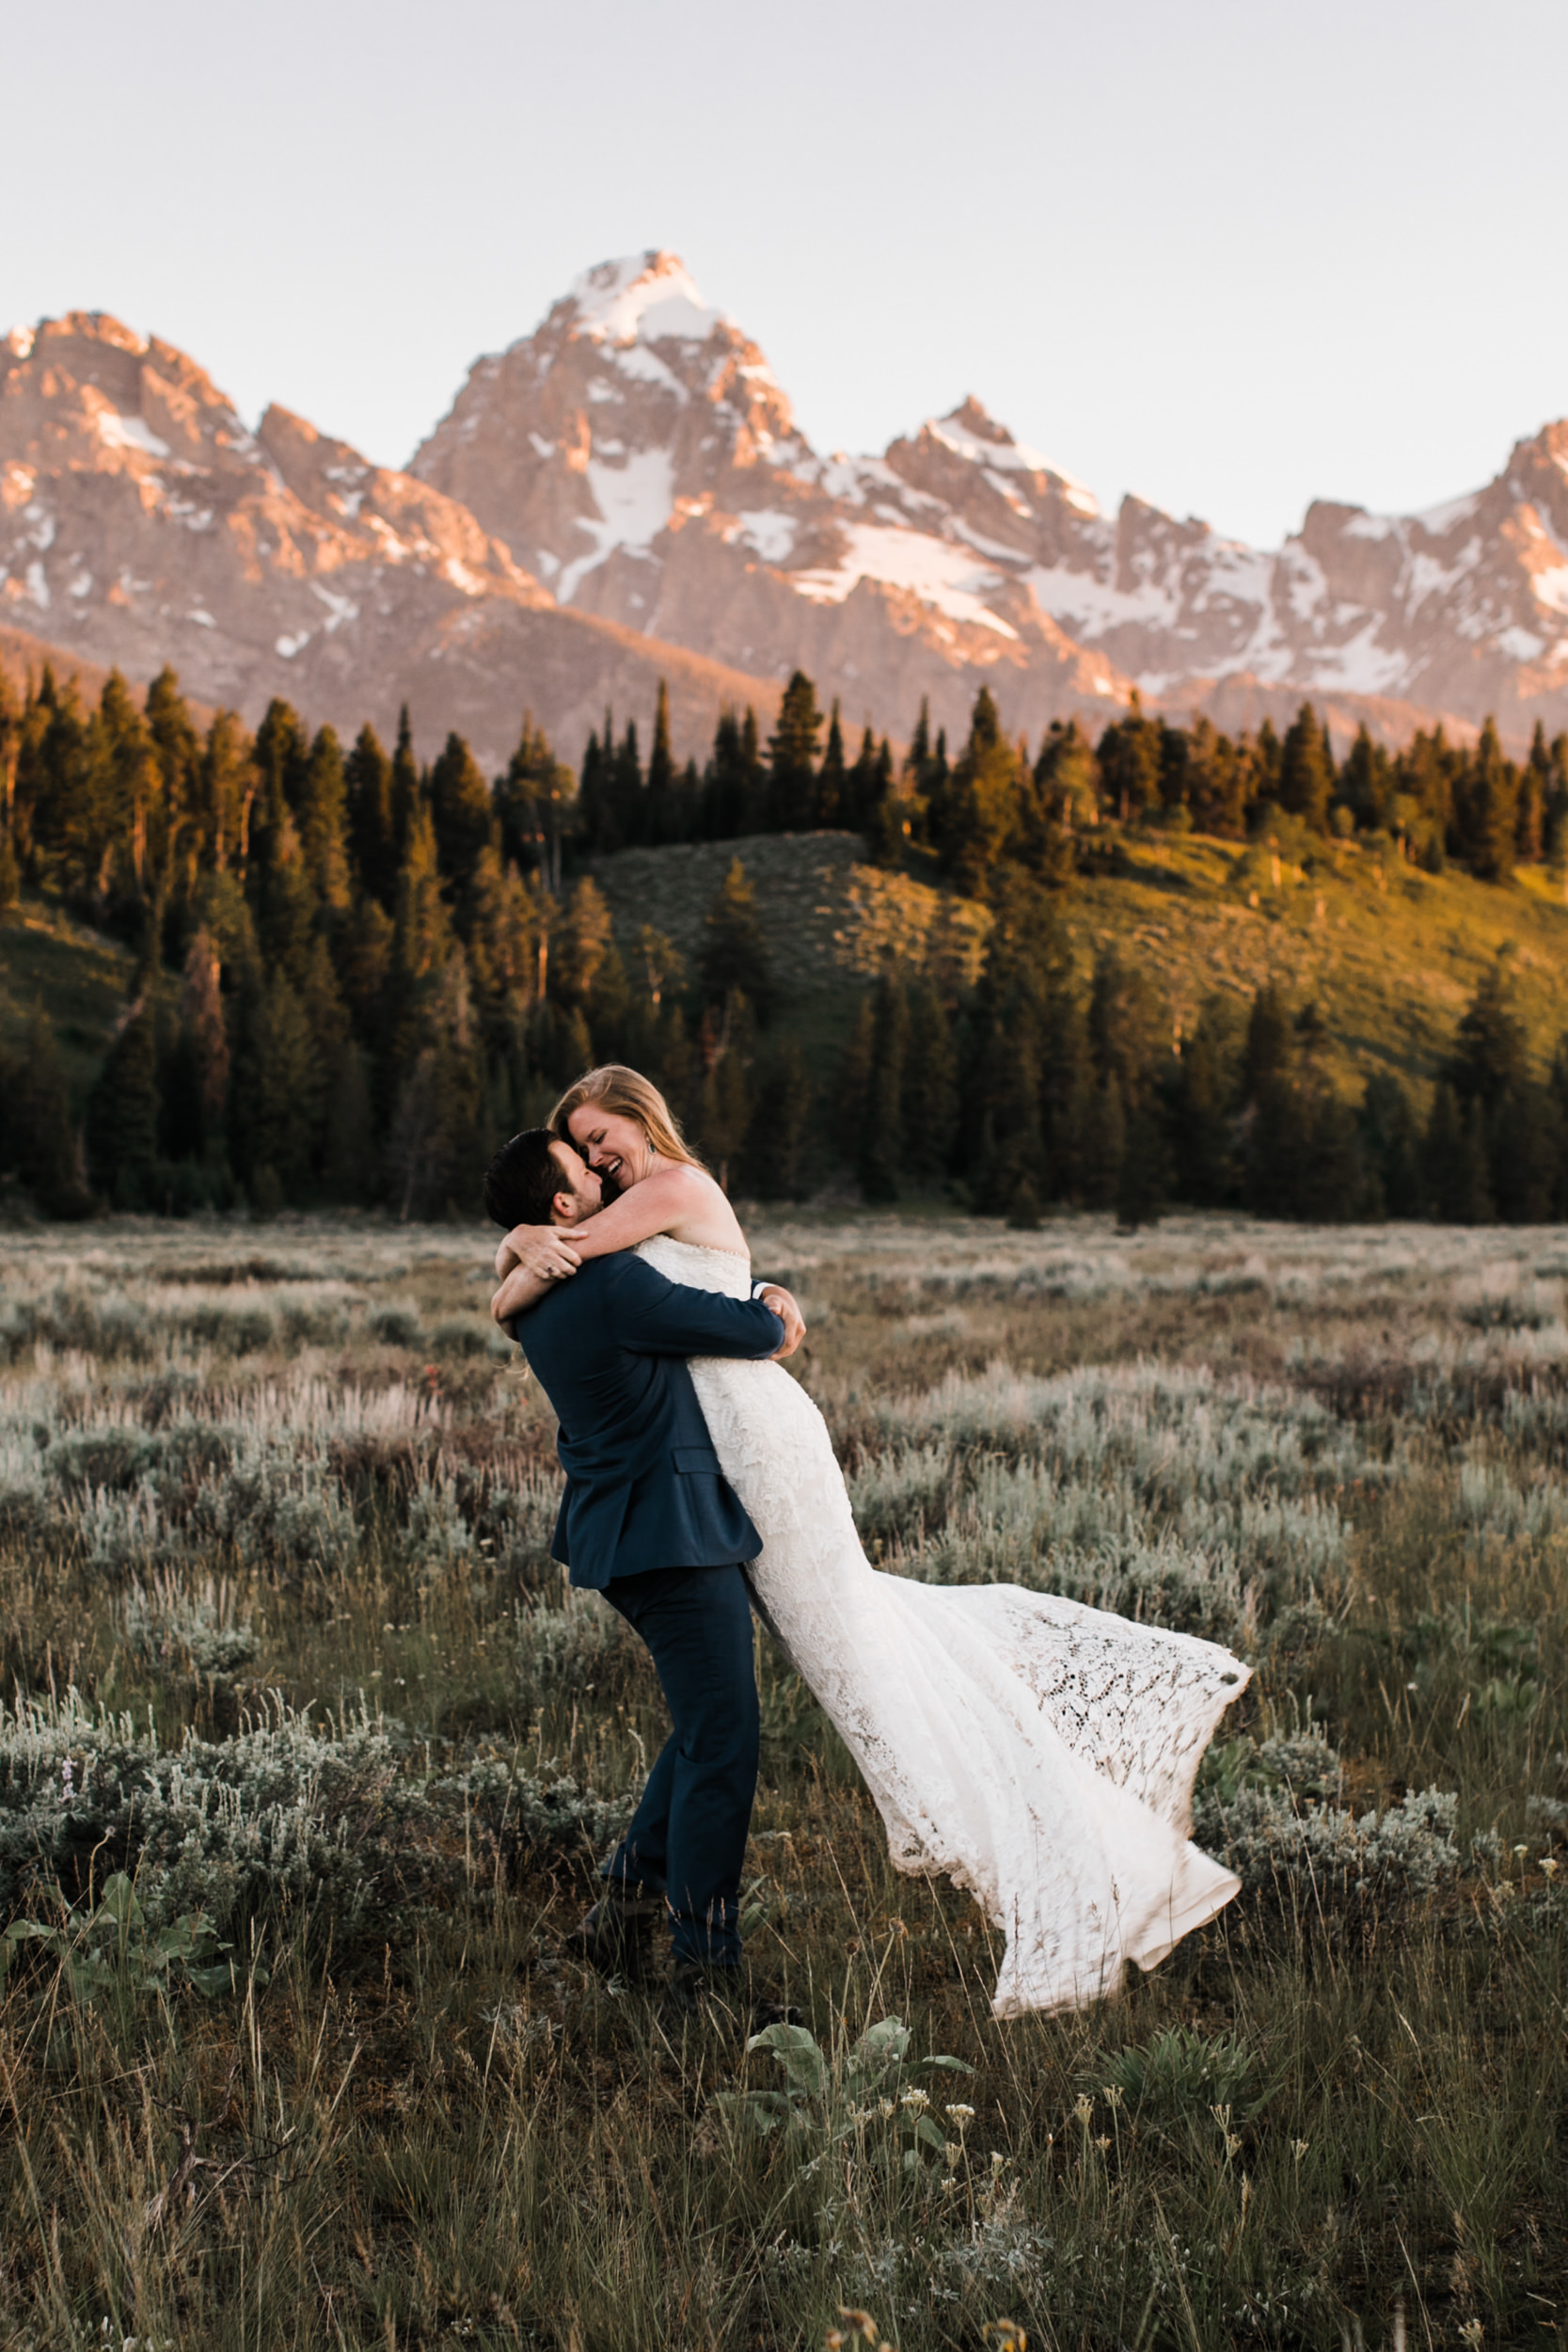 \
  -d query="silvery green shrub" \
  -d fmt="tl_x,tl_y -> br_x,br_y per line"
0,1688 -> 629,1946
